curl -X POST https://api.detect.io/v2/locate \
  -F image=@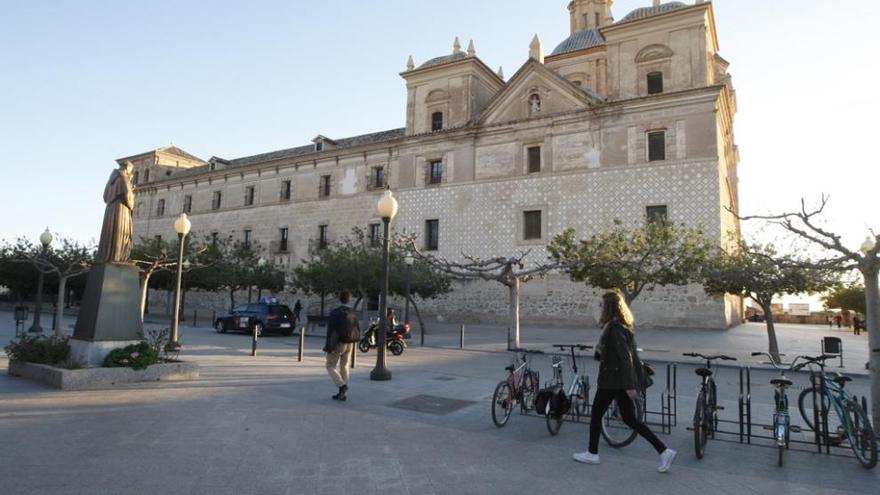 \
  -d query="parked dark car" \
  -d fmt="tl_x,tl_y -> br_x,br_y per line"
747,314 -> 766,323
214,303 -> 295,336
